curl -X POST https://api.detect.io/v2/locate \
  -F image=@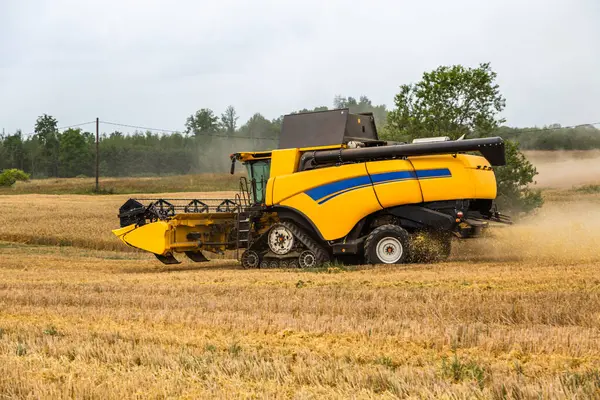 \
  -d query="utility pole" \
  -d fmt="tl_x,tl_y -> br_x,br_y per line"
95,118 -> 99,192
